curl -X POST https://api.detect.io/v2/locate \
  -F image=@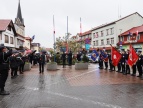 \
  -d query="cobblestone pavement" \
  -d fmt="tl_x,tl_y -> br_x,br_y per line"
0,64 -> 143,108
